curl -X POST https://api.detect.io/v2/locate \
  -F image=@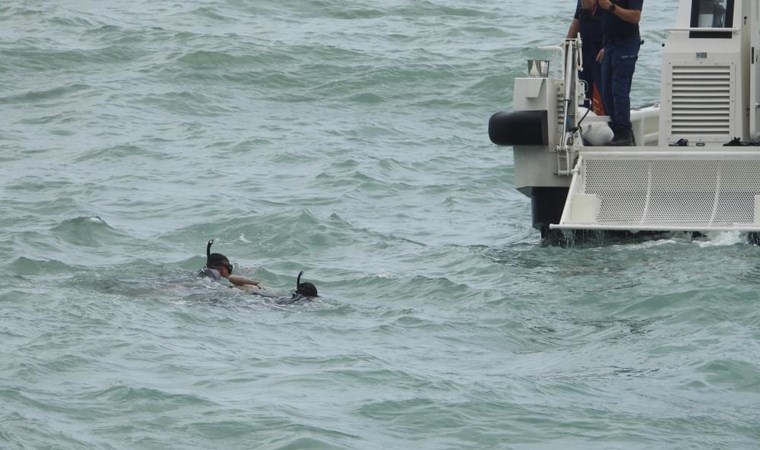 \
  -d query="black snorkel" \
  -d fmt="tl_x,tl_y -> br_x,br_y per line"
206,239 -> 214,266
